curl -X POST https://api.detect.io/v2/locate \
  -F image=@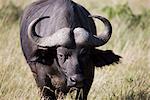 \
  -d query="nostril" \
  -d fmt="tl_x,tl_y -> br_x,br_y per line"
67,77 -> 76,87
67,75 -> 84,87
70,75 -> 84,83
70,77 -> 76,82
